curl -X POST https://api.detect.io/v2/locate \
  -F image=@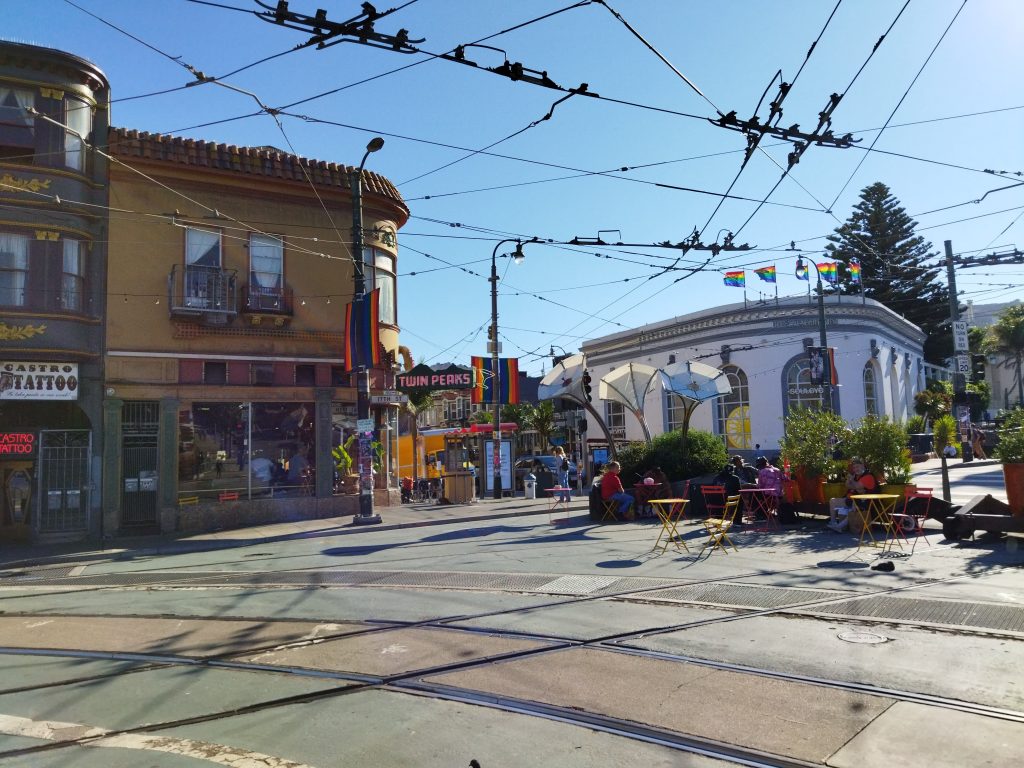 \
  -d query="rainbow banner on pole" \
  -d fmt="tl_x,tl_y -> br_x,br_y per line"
470,356 -> 520,404
754,265 -> 777,283
343,288 -> 381,372
816,262 -> 838,283
849,258 -> 862,282
723,270 -> 745,287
